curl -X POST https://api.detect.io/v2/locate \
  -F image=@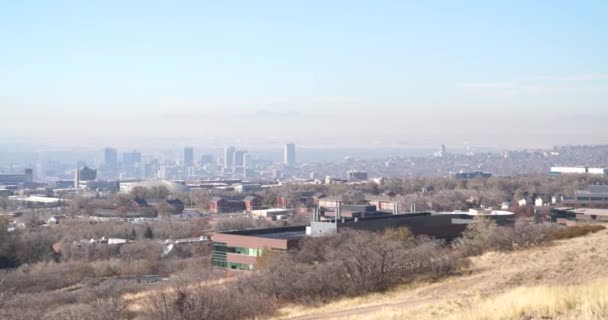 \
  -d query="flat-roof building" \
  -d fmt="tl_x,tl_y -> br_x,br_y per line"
452,171 -> 492,179
550,167 -> 607,176
251,208 -> 293,220
0,169 -> 33,187
212,203 -> 515,271
212,226 -> 307,270
347,170 -> 368,182
551,207 -> 608,225
561,185 -> 608,208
